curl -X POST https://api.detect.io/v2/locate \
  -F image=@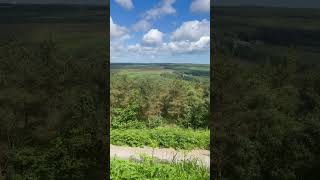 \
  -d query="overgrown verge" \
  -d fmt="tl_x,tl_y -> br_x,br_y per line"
111,156 -> 209,180
111,127 -> 209,150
